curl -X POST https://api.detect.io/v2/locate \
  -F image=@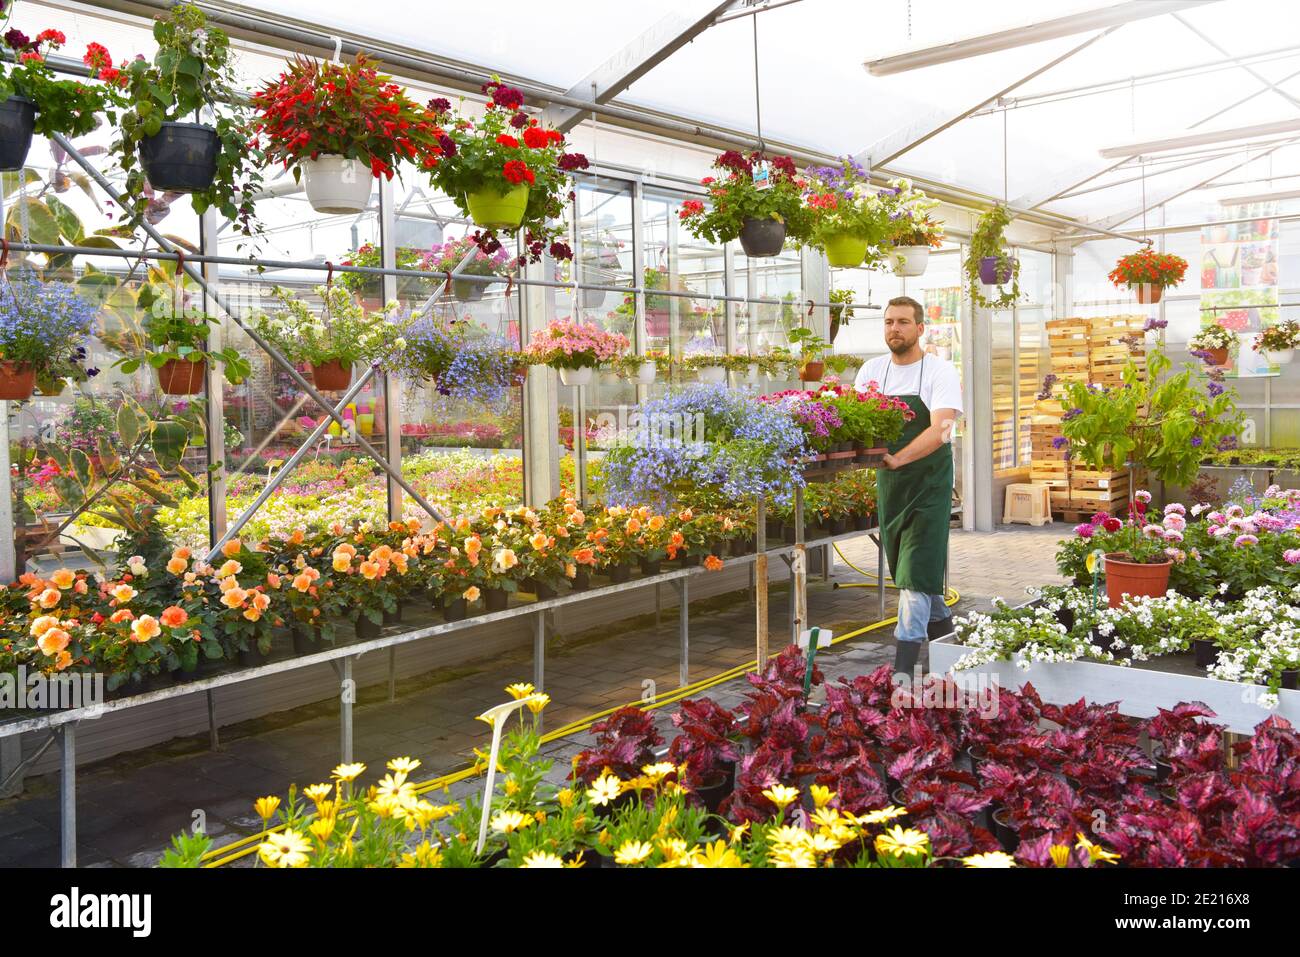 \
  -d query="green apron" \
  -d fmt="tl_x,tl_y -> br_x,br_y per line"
876,356 -> 953,595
